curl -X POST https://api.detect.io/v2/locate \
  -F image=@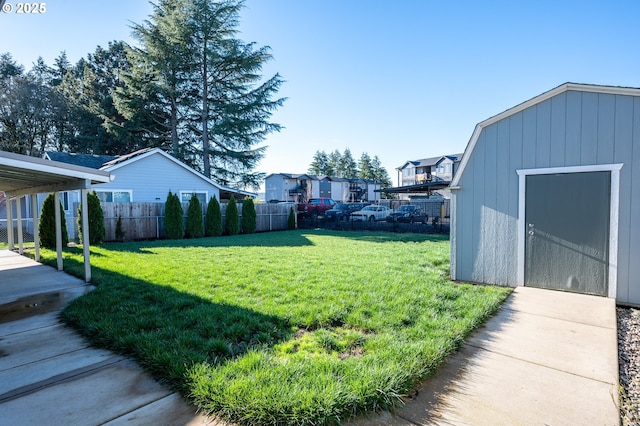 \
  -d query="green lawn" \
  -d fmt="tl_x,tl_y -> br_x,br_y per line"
36,230 -> 510,425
